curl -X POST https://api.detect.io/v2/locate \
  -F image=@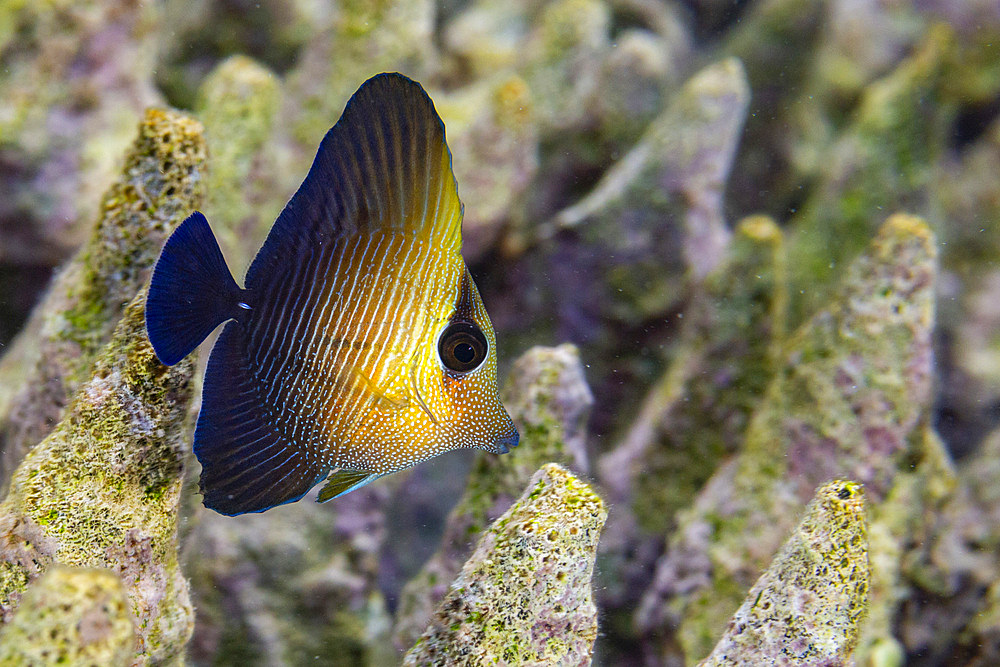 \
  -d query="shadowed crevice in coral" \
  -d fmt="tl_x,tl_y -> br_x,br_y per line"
595,215 -> 787,643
